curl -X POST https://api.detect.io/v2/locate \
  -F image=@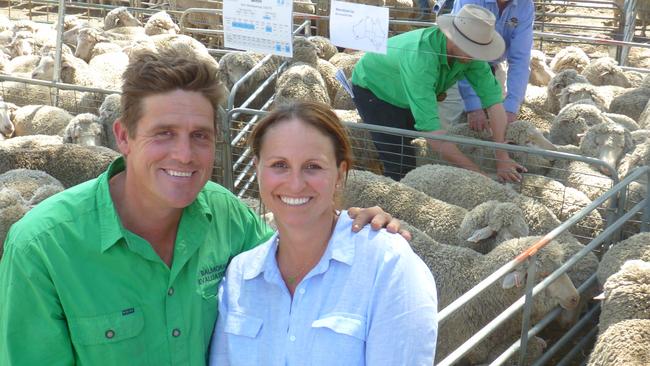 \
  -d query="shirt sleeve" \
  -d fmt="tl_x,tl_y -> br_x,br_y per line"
464,61 -> 504,110
398,48 -> 443,131
0,237 -> 75,366
365,237 -> 438,365
503,2 -> 534,114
